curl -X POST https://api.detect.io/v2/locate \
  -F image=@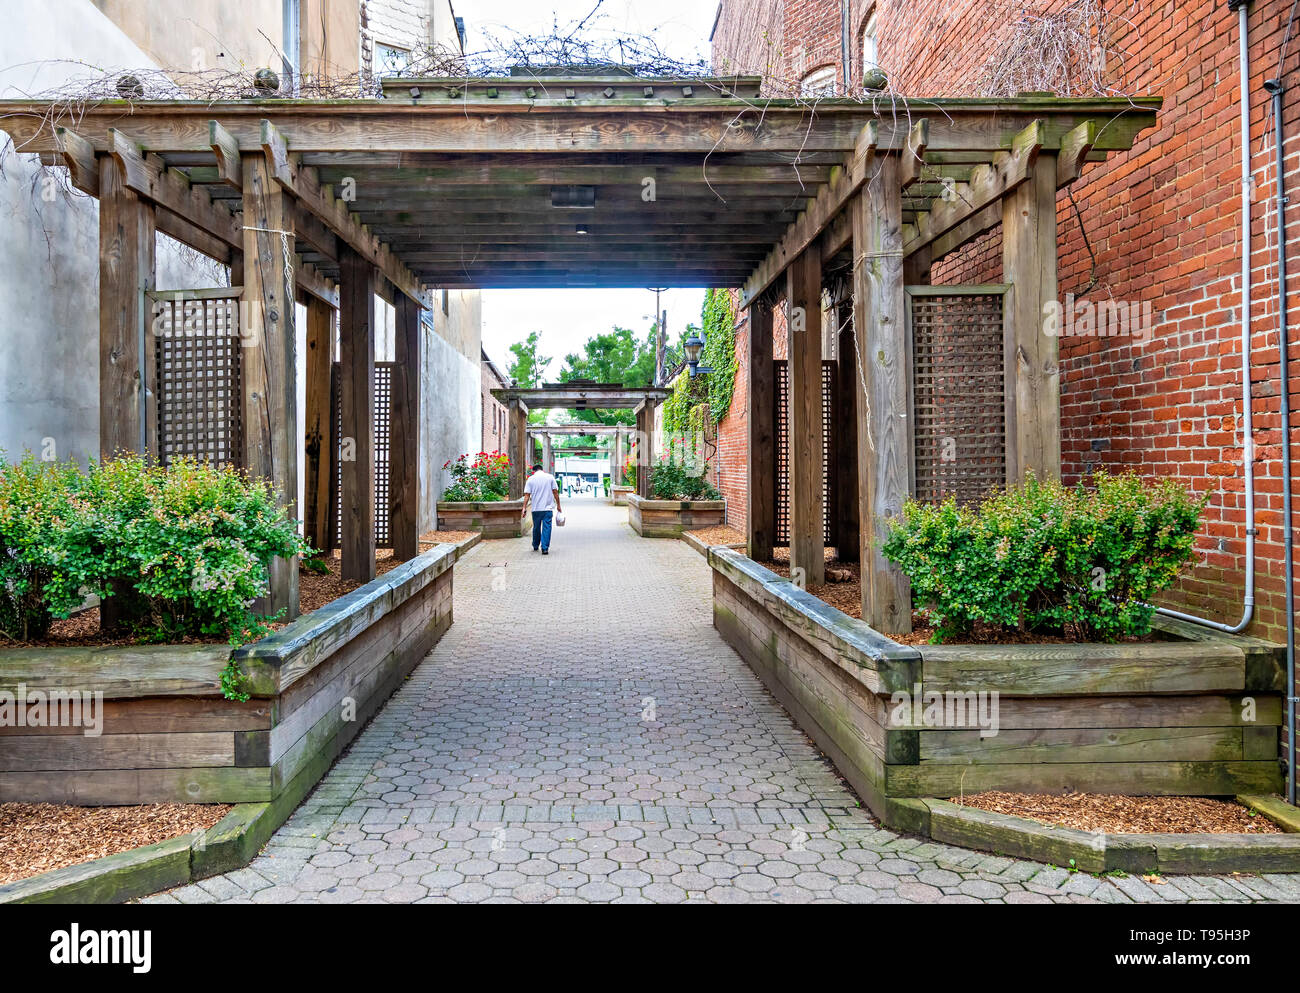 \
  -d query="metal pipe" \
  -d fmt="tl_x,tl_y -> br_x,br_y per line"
1264,75 -> 1296,804
1156,0 -> 1258,634
282,0 -> 300,95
